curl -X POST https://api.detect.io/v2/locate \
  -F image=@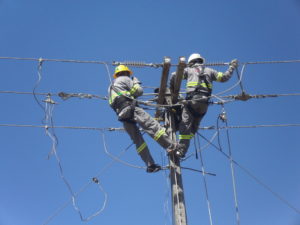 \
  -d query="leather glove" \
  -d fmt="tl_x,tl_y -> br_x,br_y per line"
229,59 -> 238,69
132,76 -> 141,84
